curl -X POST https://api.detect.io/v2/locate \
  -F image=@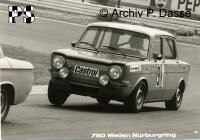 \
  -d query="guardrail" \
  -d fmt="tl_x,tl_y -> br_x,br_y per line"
9,0 -> 200,30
